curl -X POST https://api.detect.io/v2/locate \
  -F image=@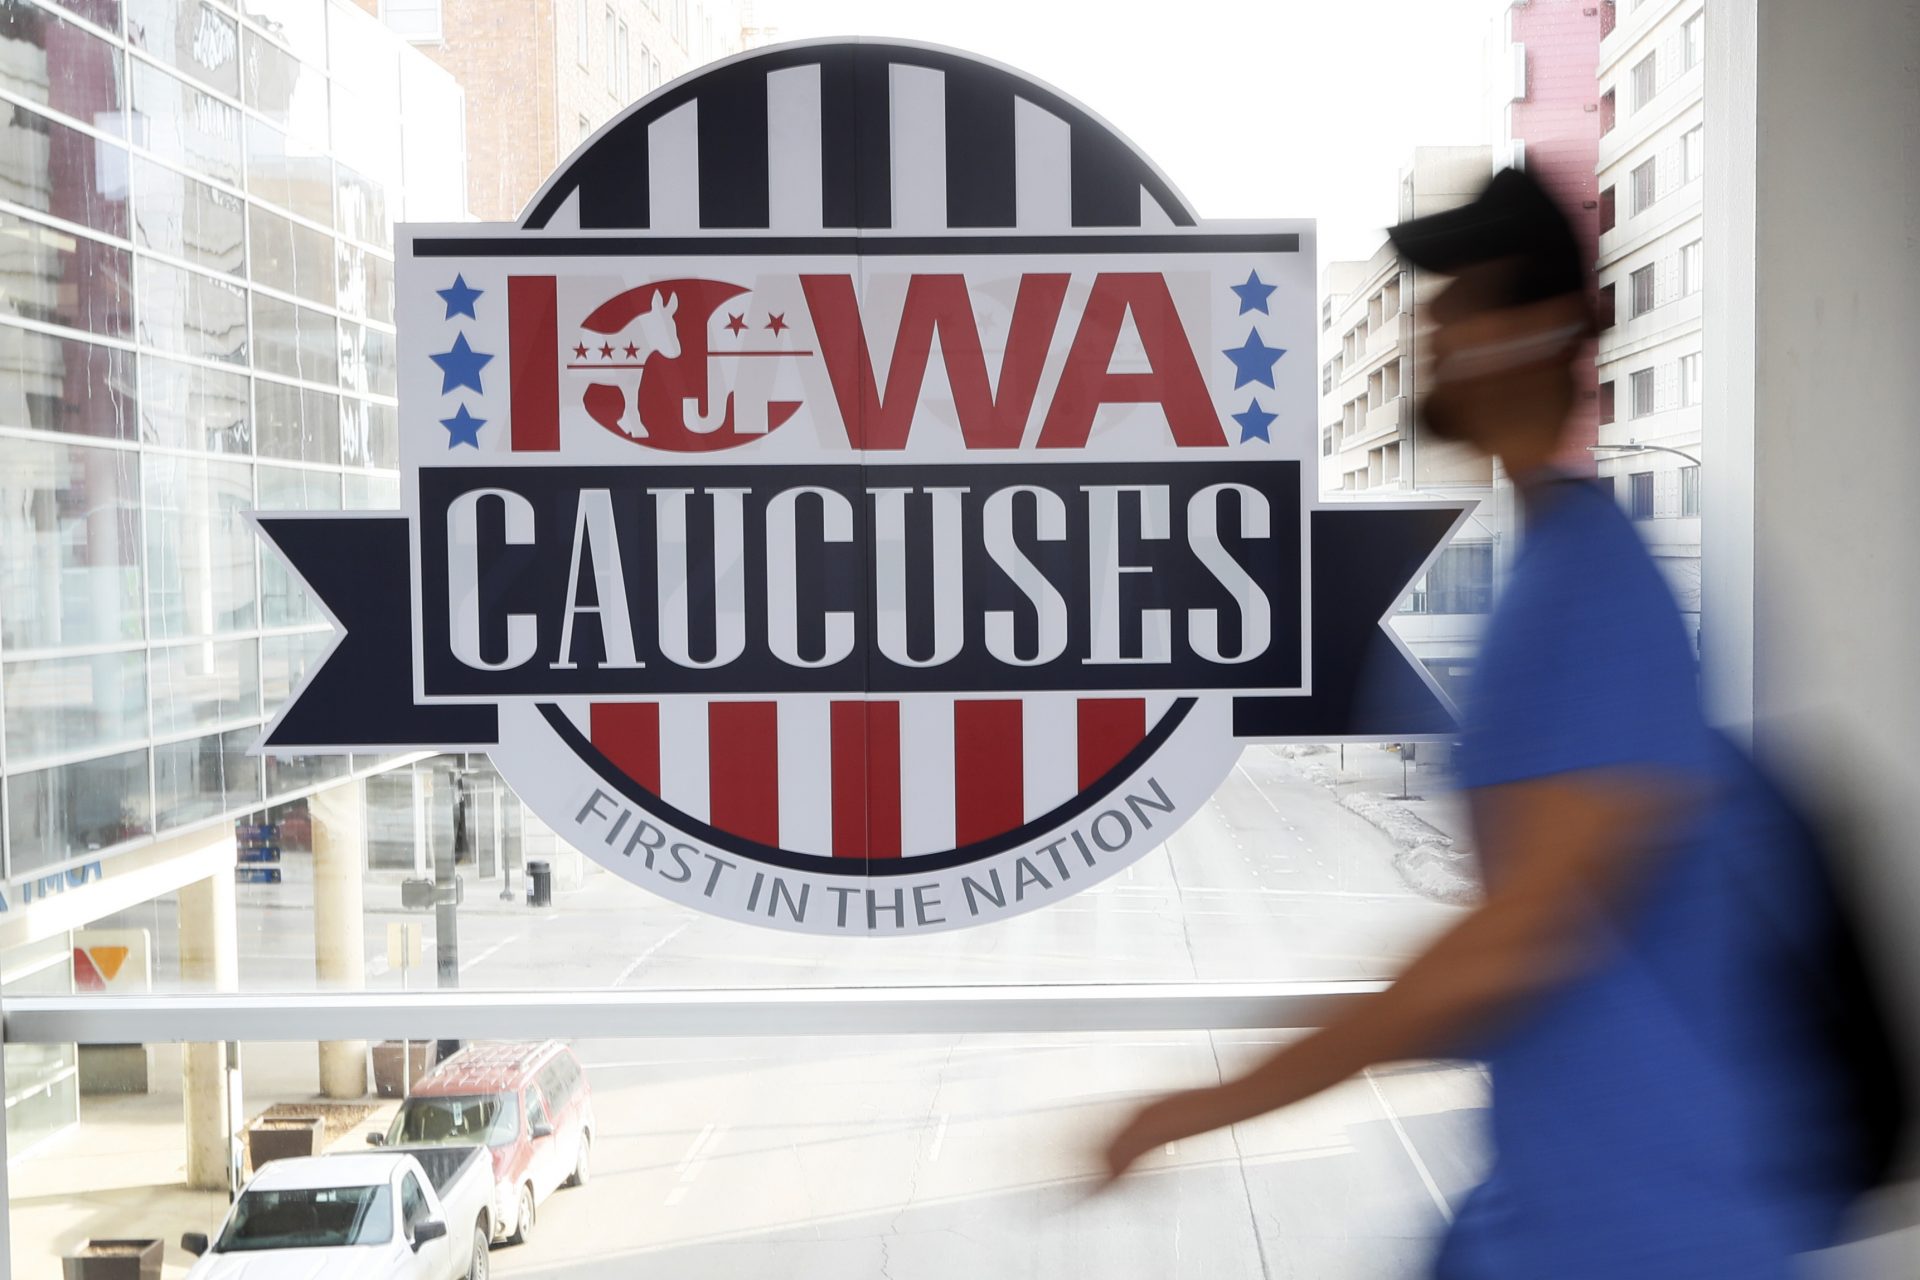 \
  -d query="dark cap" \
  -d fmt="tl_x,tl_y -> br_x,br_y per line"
1387,167 -> 1588,307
